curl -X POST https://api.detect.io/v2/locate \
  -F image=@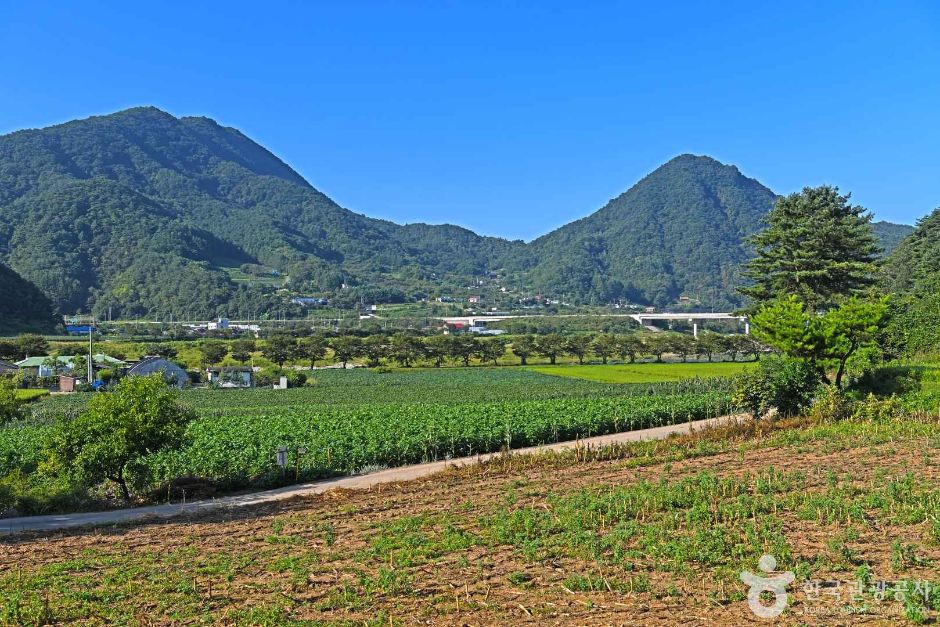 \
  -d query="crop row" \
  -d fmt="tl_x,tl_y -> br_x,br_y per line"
144,391 -> 735,491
